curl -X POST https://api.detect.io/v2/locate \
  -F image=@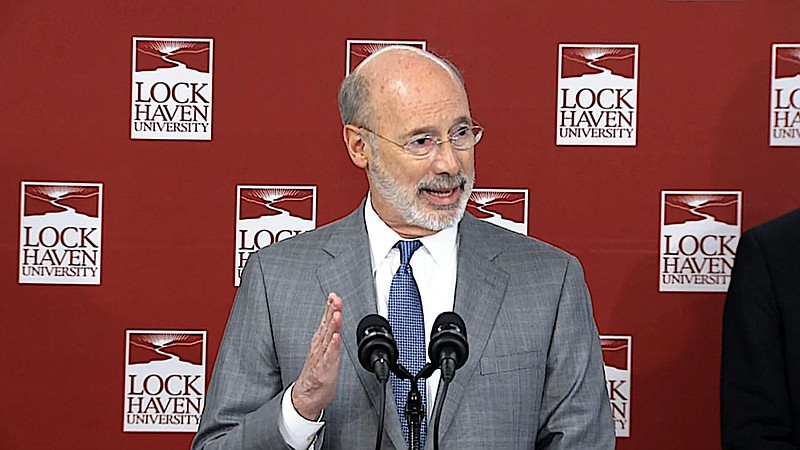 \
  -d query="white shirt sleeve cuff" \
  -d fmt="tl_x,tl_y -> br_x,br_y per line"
279,383 -> 325,450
